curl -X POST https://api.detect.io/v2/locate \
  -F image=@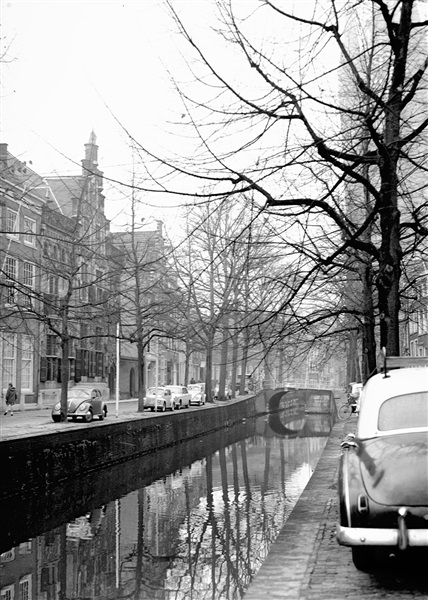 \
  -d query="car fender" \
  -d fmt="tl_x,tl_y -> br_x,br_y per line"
338,441 -> 365,528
